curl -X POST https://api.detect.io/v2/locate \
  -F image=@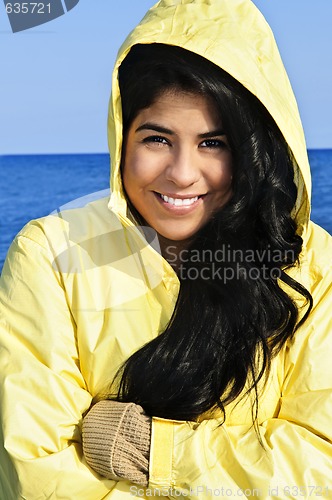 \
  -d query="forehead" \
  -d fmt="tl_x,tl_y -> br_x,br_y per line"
133,90 -> 222,129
